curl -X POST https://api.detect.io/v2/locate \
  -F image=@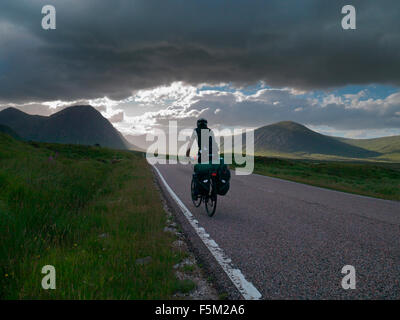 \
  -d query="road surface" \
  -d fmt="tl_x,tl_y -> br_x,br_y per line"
154,162 -> 400,299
